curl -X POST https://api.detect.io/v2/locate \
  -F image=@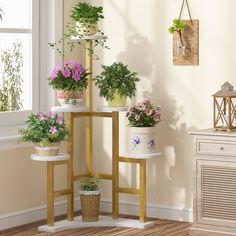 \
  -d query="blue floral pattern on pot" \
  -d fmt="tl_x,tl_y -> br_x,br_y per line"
148,139 -> 156,152
131,136 -> 141,150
